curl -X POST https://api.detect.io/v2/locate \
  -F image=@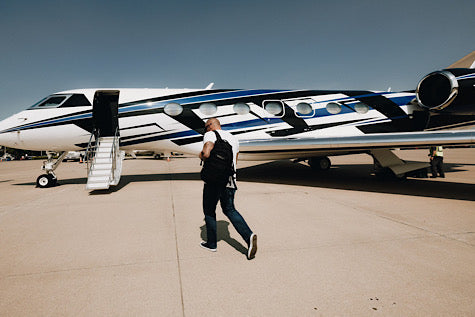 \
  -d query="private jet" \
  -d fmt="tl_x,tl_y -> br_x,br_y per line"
0,52 -> 474,189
